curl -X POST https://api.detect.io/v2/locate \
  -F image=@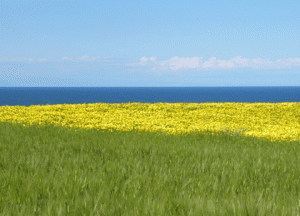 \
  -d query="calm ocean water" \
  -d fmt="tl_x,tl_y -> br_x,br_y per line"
0,87 -> 300,107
